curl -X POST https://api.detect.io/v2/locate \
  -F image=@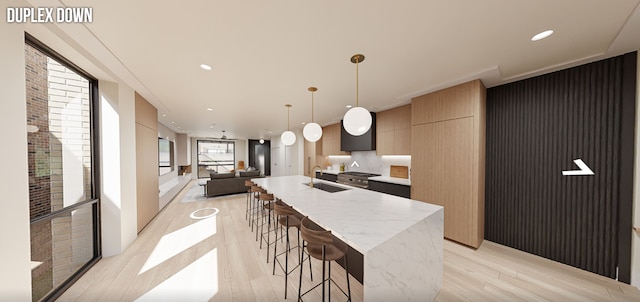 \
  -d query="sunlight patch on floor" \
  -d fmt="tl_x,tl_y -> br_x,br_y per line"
139,216 -> 217,274
135,248 -> 219,302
